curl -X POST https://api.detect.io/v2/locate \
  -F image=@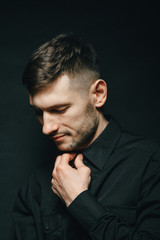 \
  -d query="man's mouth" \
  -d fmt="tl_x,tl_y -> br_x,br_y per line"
51,134 -> 66,142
